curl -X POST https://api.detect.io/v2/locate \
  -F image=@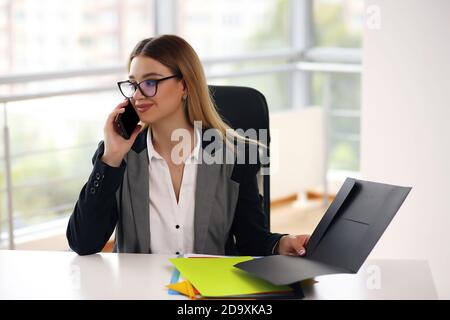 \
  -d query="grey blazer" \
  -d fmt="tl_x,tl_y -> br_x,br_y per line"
67,128 -> 284,256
